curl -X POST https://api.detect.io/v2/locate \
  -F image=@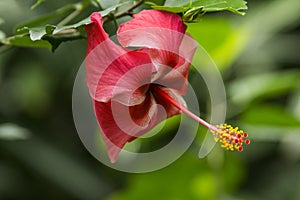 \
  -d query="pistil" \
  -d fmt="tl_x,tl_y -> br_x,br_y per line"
152,85 -> 250,152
